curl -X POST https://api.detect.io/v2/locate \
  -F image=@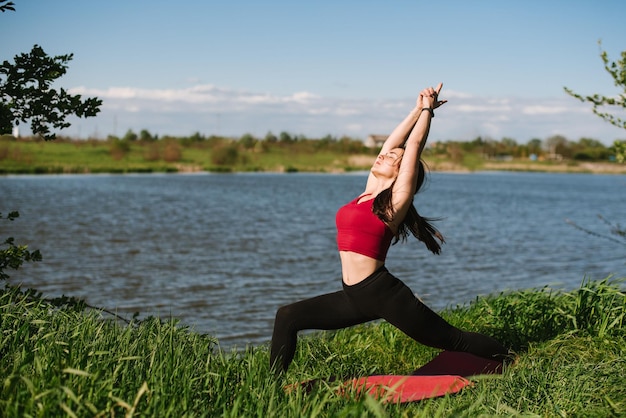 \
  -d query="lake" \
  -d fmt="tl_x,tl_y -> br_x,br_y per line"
1,171 -> 625,349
